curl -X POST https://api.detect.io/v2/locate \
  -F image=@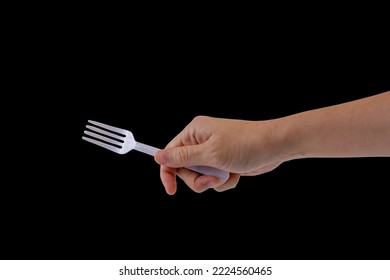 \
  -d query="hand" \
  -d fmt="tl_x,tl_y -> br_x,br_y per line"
154,116 -> 285,195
